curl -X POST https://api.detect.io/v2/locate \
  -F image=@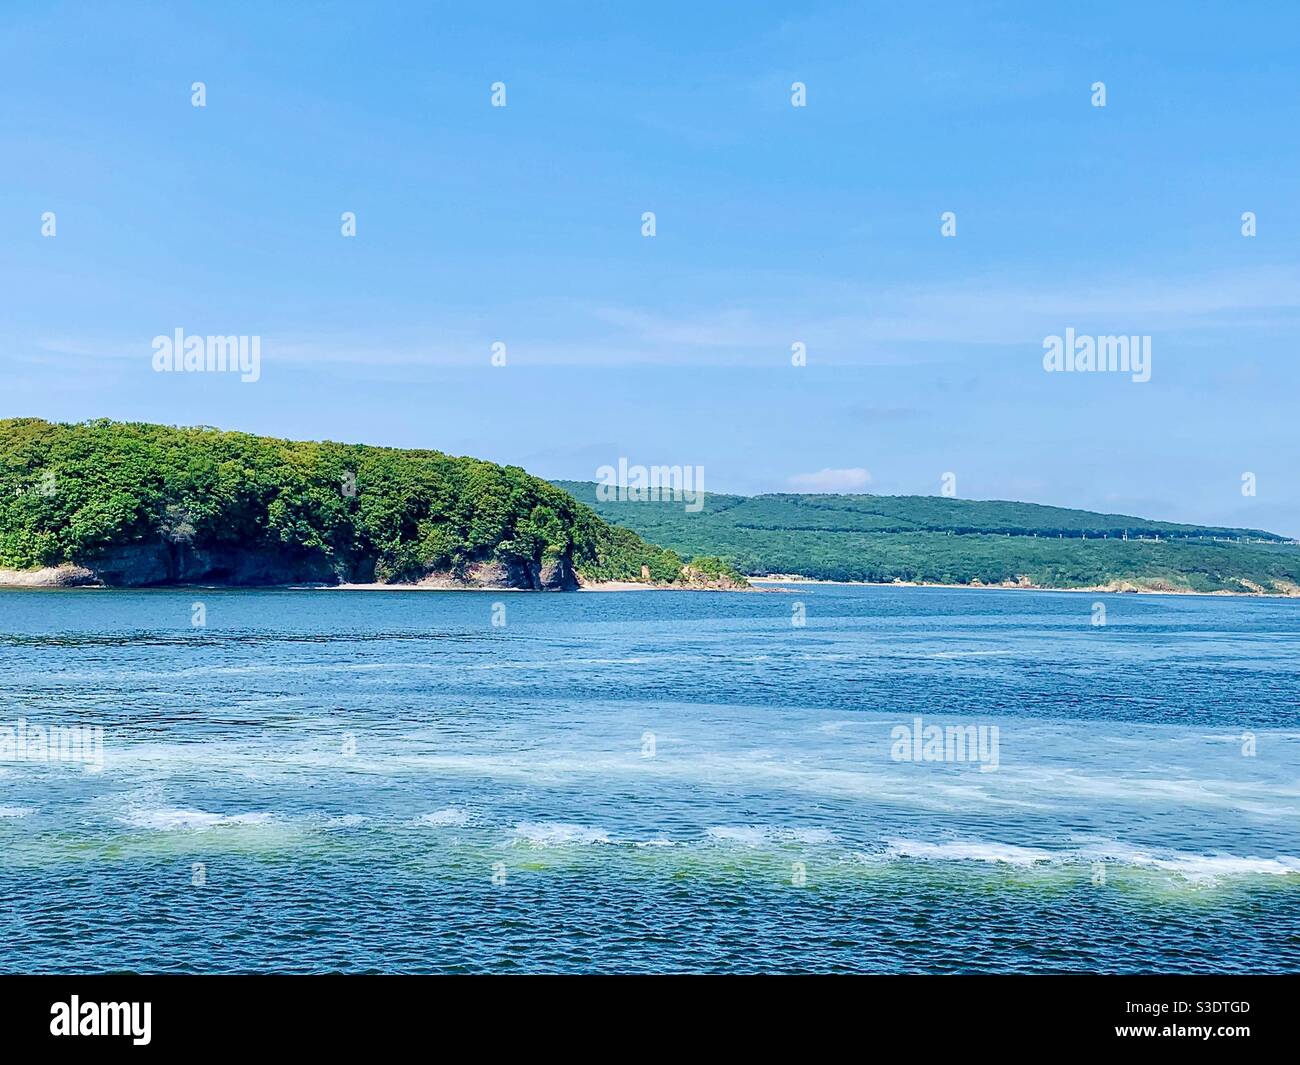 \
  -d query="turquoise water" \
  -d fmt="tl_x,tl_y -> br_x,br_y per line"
1,584 -> 1298,973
